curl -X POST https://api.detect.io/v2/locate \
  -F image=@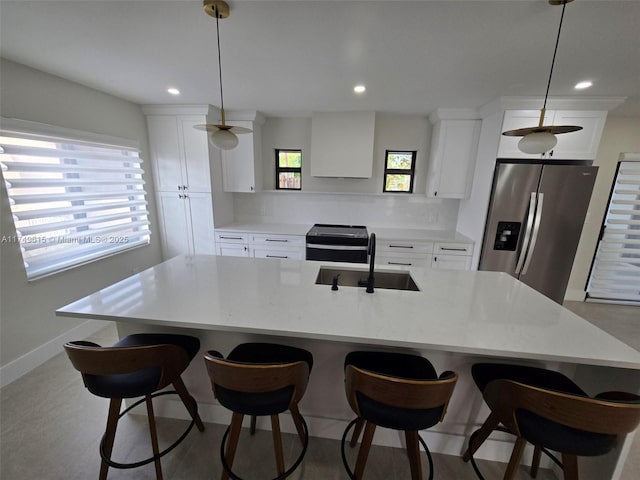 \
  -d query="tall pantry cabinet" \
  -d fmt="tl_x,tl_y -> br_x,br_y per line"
143,106 -> 215,259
